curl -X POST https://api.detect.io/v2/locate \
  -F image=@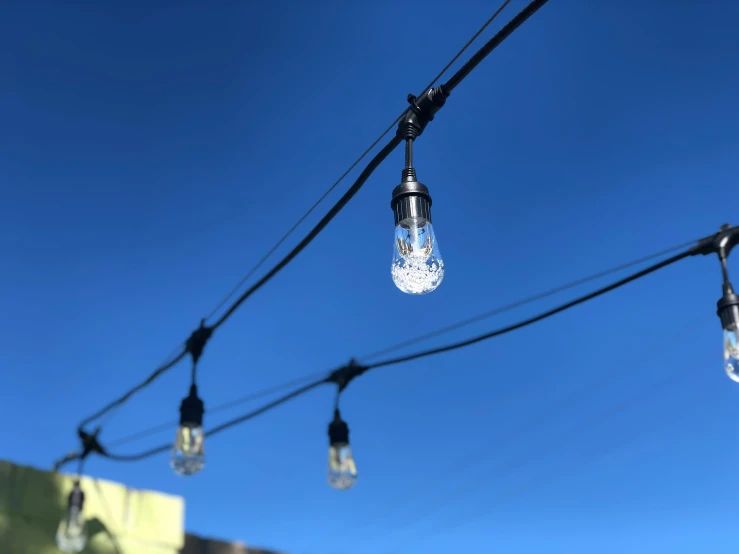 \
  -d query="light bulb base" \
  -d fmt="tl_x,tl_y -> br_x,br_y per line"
391,175 -> 432,226
328,411 -> 350,446
68,482 -> 85,511
718,283 -> 739,330
179,387 -> 205,427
